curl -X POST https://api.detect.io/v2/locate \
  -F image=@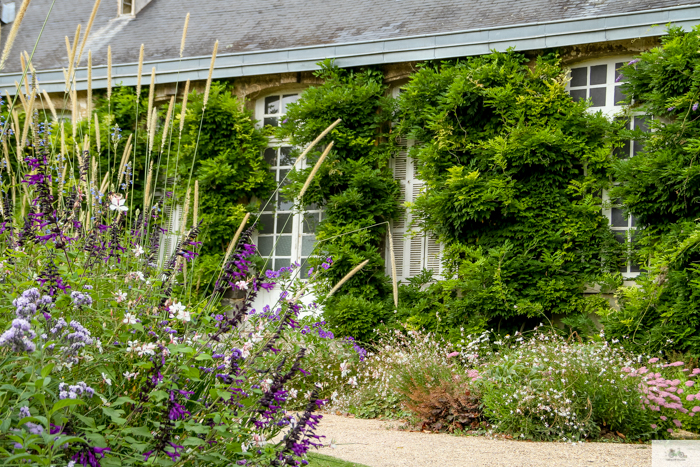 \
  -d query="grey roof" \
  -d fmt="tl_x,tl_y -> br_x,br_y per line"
1,0 -> 700,92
